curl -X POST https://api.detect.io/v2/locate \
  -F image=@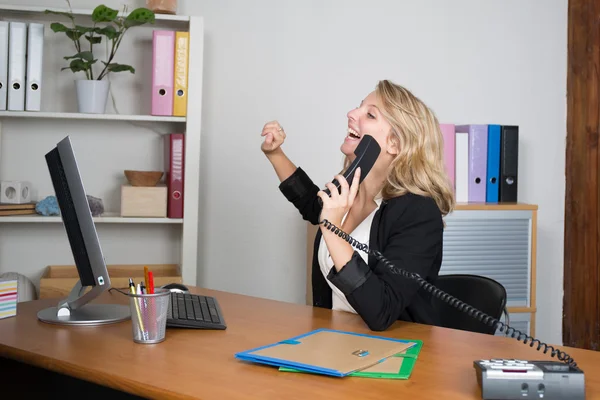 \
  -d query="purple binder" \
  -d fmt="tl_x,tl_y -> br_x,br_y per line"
455,125 -> 488,202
